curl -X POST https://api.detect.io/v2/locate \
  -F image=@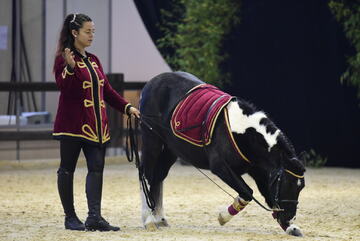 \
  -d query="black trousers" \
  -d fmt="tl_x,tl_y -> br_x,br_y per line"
59,139 -> 106,173
57,139 -> 106,217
